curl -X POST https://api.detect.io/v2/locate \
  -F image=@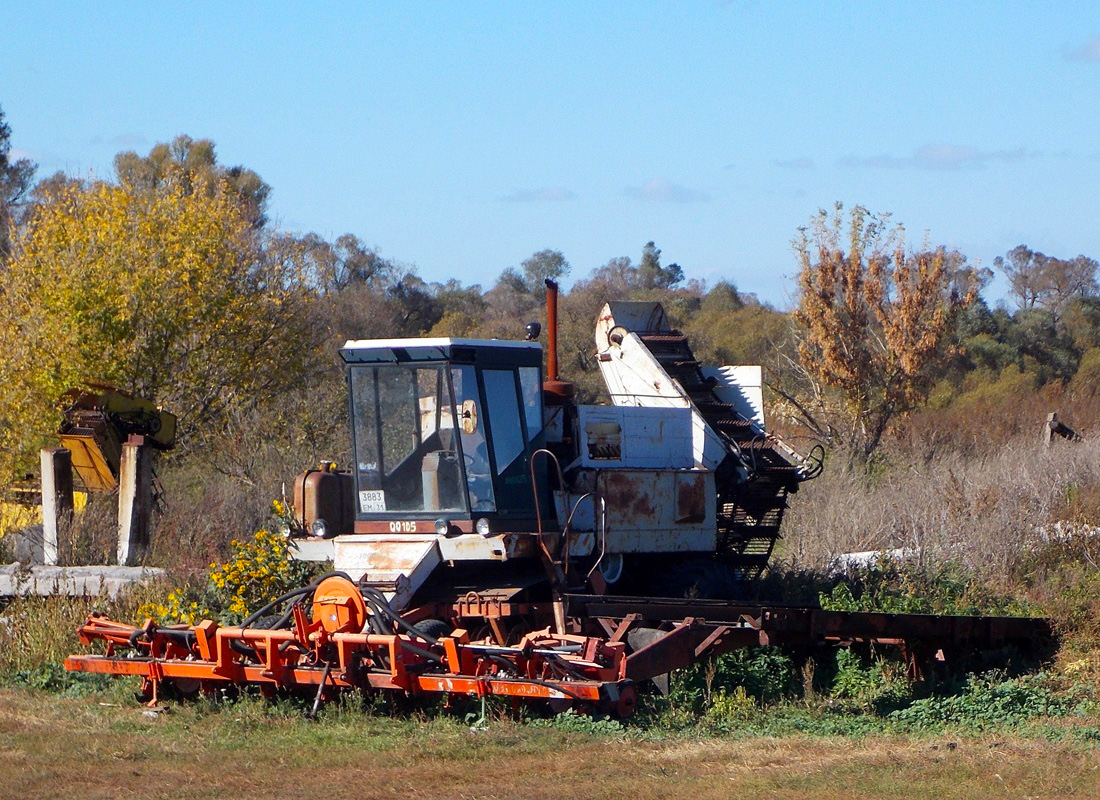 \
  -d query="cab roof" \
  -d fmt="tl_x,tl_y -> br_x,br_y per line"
340,337 -> 542,367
